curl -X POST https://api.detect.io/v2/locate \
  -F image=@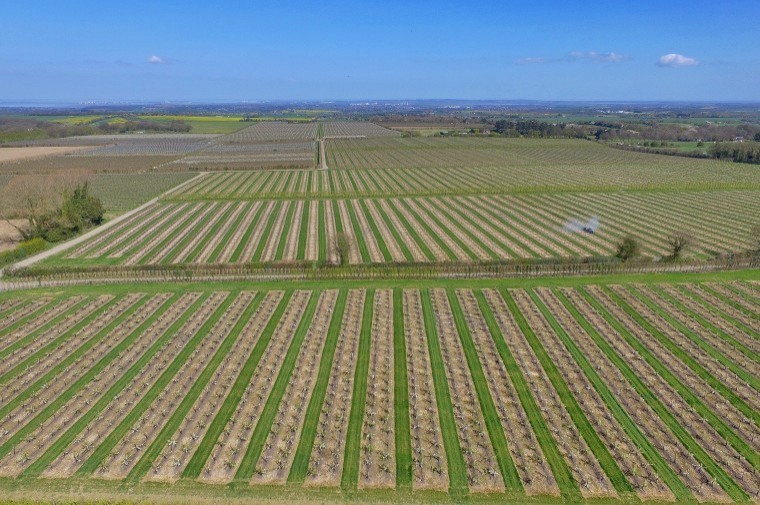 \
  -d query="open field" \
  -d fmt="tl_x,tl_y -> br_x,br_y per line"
0,147 -> 92,163
323,122 -> 401,138
51,189 -> 760,267
0,276 -> 756,503
89,172 -> 198,212
164,138 -> 760,200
